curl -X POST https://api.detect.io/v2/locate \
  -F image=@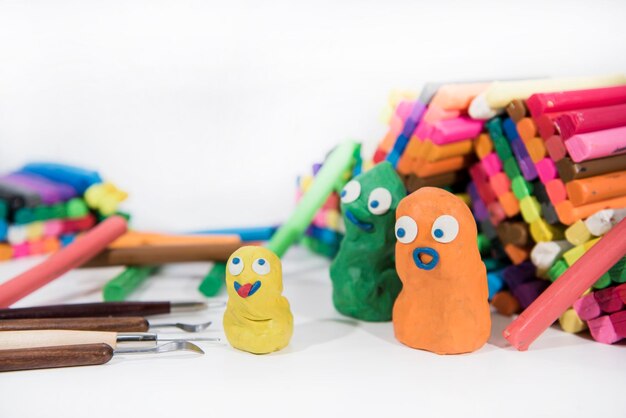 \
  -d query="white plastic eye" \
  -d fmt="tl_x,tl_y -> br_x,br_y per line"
431,215 -> 459,243
228,256 -> 244,276
252,258 -> 271,275
368,188 -> 392,215
395,216 -> 418,244
340,180 -> 361,204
